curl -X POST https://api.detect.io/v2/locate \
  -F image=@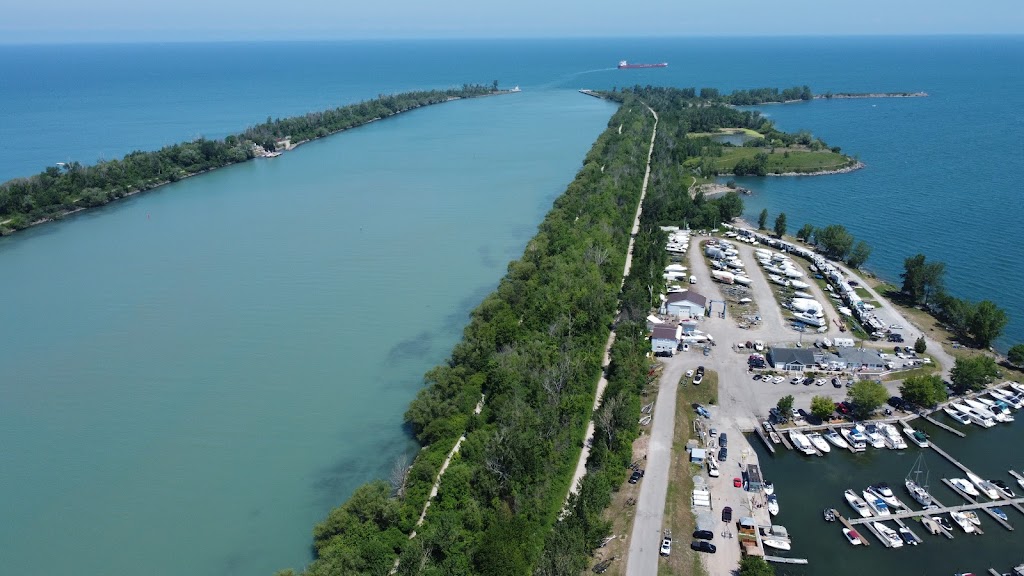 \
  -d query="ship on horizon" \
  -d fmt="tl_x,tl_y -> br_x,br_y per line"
618,60 -> 668,69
